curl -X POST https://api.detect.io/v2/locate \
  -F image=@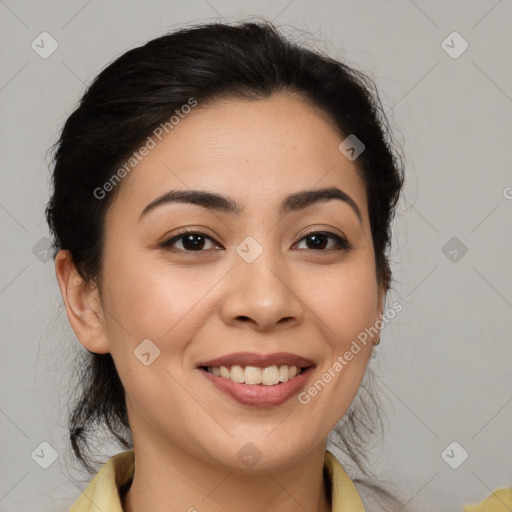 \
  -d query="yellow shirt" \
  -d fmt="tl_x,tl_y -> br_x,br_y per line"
69,449 -> 512,511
